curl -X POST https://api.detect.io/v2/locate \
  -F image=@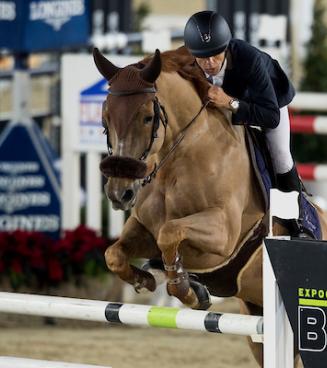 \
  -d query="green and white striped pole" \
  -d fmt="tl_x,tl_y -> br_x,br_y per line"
0,292 -> 262,337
